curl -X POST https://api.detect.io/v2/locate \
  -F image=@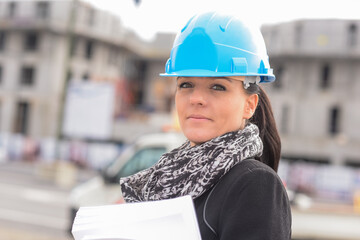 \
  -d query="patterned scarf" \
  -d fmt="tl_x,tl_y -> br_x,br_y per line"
120,123 -> 263,203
